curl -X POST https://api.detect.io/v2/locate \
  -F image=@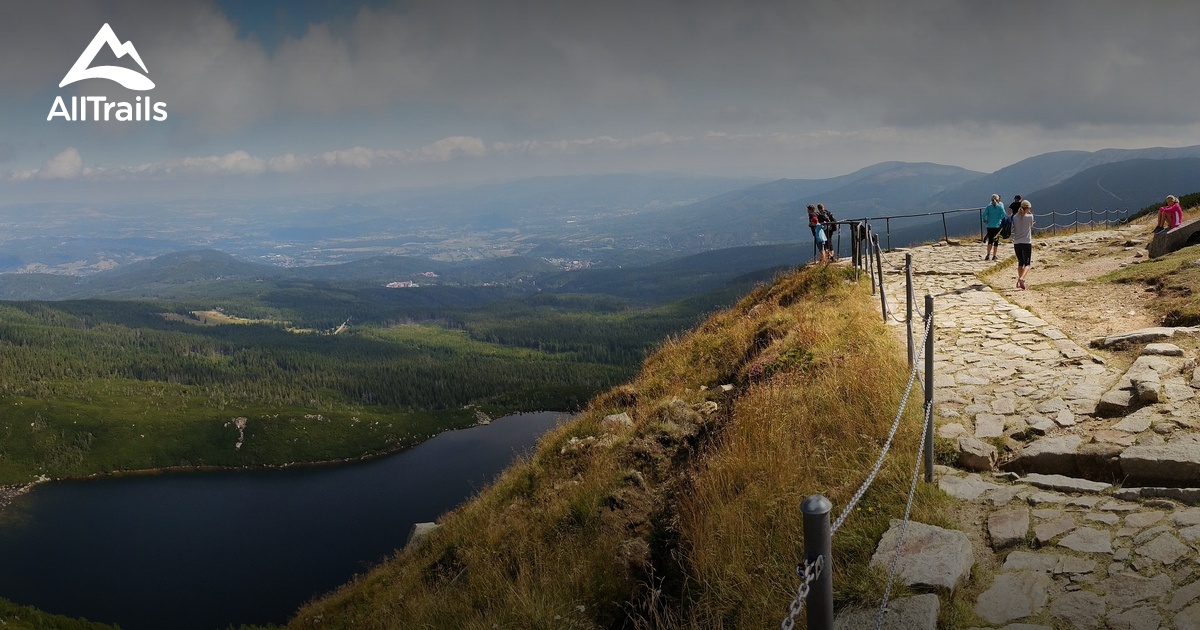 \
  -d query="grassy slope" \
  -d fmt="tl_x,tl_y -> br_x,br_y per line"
0,597 -> 120,630
285,264 -> 953,629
